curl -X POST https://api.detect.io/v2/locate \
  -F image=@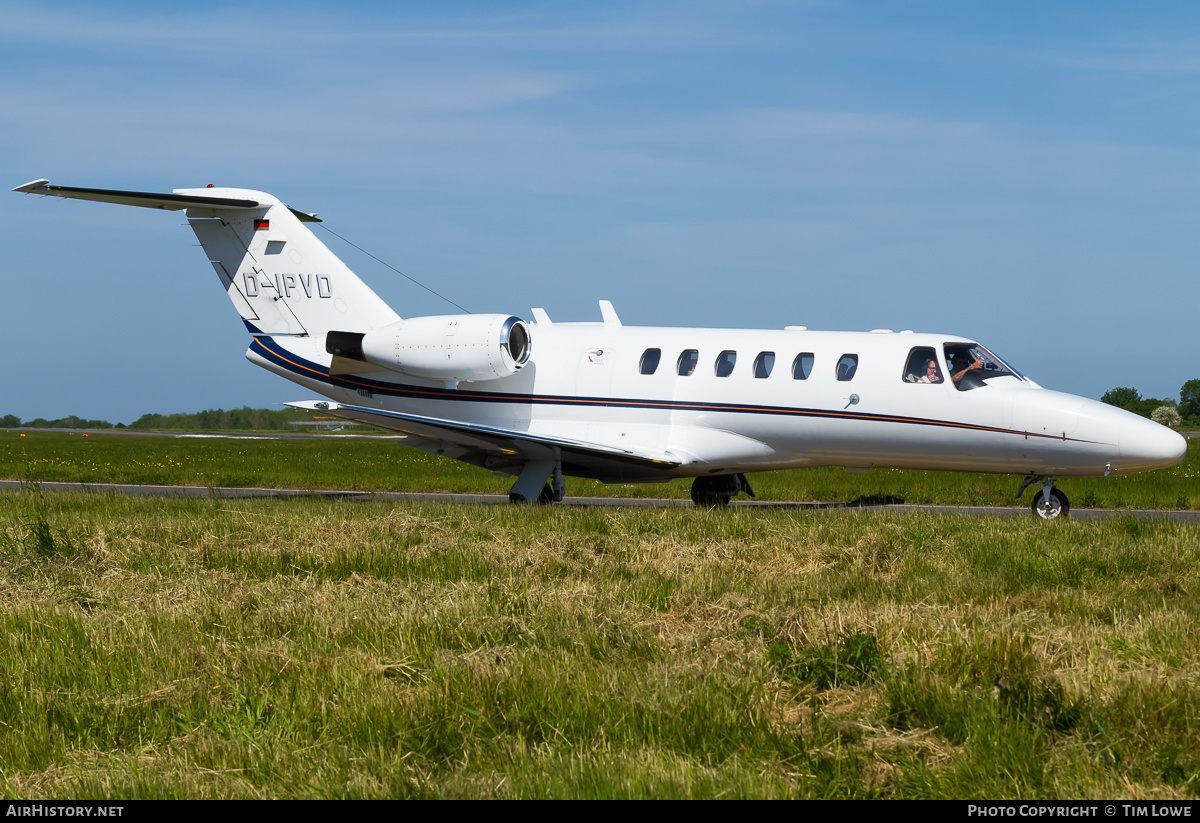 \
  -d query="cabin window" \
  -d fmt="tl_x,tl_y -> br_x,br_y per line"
640,348 -> 661,375
836,354 -> 858,382
715,350 -> 737,377
792,353 -> 814,380
677,349 -> 699,376
903,347 -> 942,384
753,351 -> 775,378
